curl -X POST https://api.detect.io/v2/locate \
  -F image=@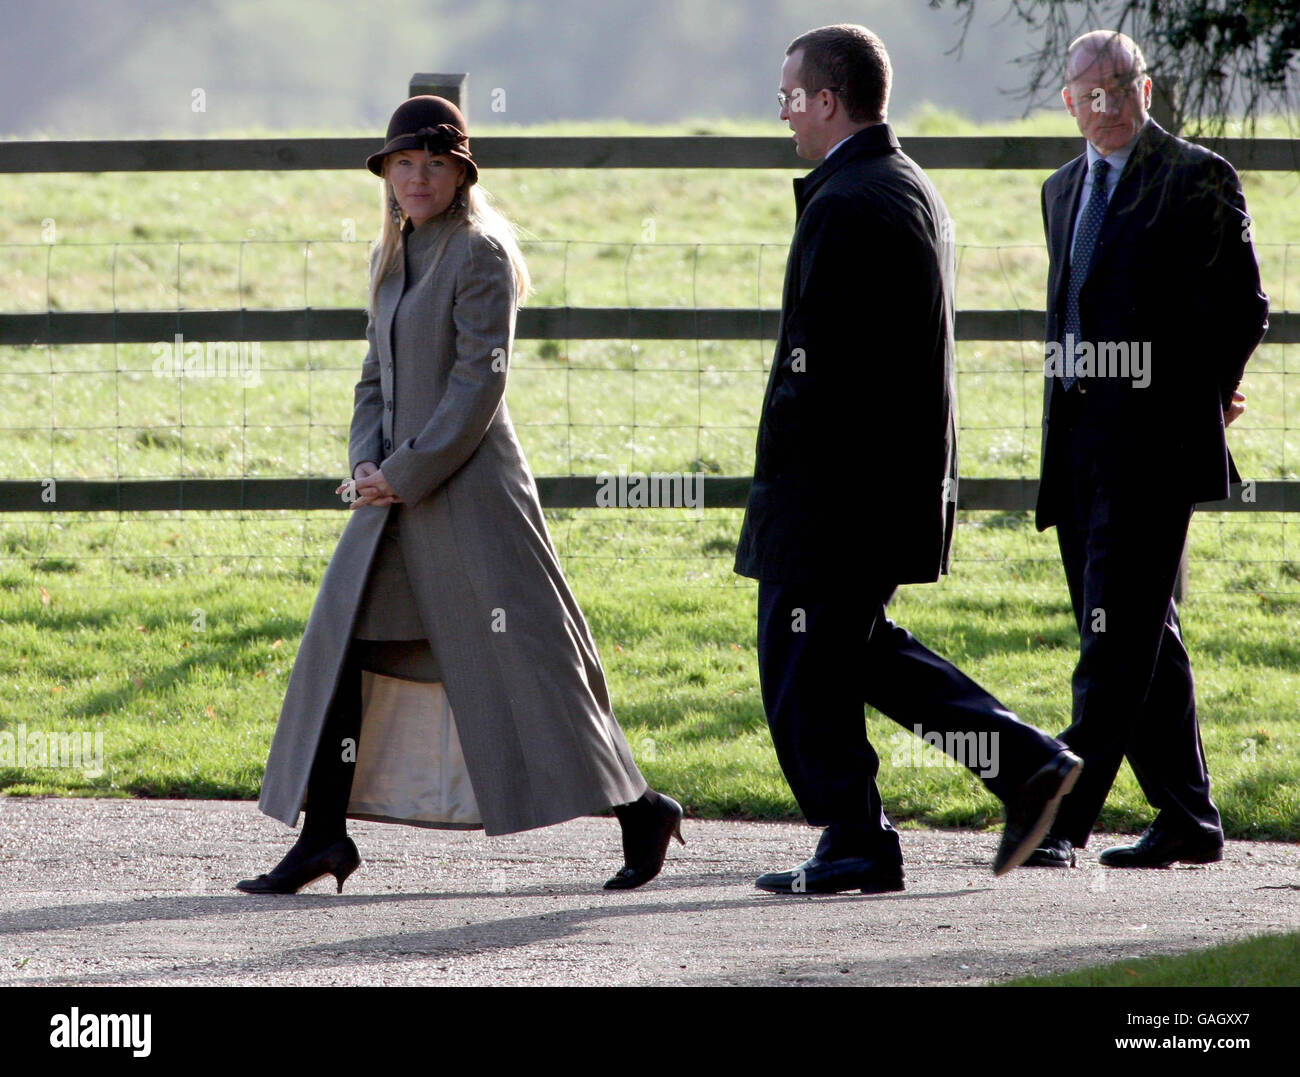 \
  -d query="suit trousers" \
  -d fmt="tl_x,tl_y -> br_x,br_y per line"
757,579 -> 1063,861
1048,389 -> 1222,845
